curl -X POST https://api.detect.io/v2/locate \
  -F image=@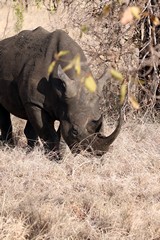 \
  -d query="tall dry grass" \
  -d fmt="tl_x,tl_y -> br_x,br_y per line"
0,118 -> 160,240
